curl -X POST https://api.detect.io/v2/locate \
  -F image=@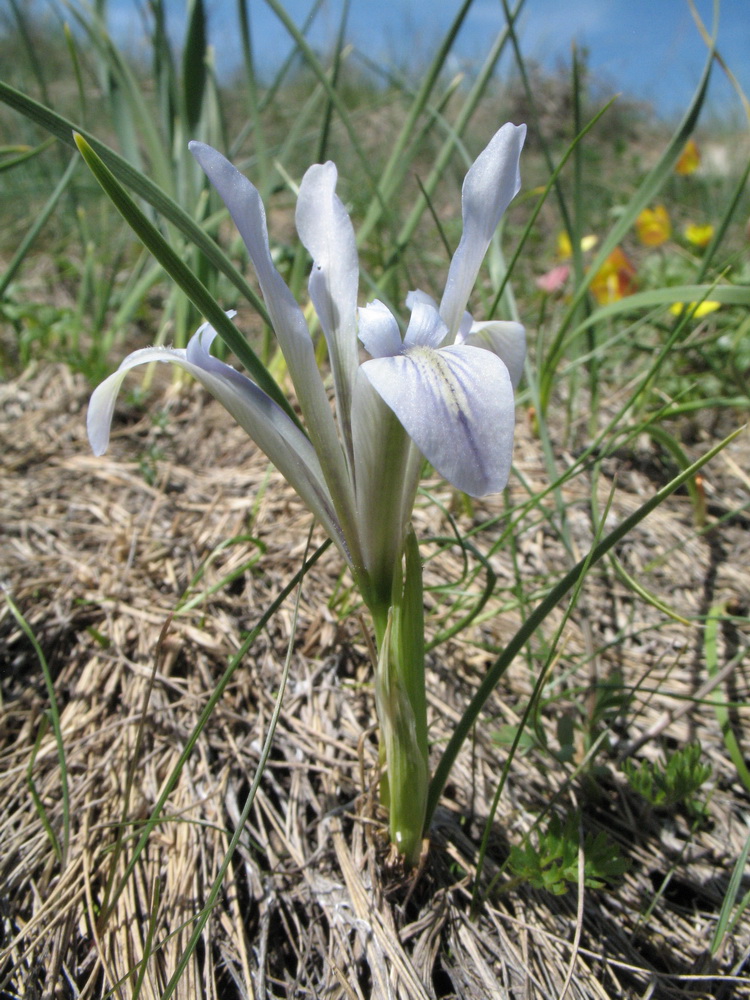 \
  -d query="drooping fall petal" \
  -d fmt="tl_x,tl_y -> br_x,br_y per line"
361,298 -> 515,499
406,289 -> 526,389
